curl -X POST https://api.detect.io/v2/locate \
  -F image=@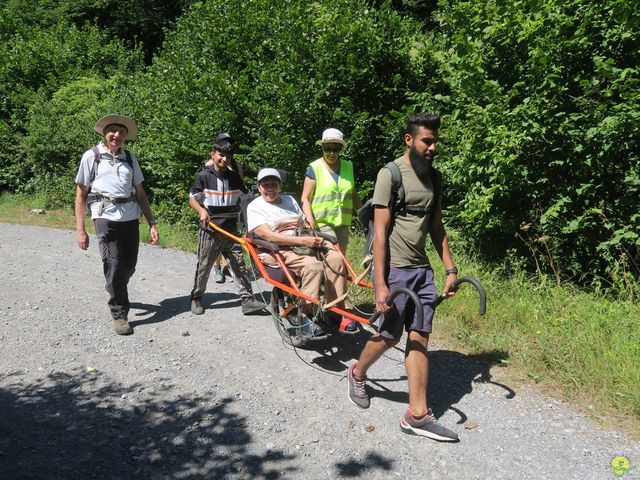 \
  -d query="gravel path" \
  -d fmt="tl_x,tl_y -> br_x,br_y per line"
1,223 -> 638,480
